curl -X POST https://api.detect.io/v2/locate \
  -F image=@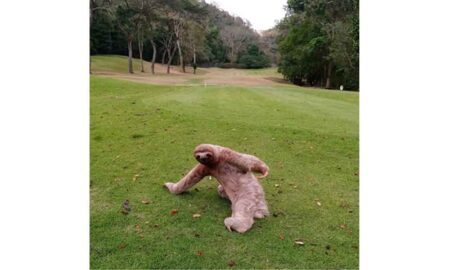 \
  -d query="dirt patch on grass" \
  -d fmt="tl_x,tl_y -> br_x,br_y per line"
92,61 -> 290,87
